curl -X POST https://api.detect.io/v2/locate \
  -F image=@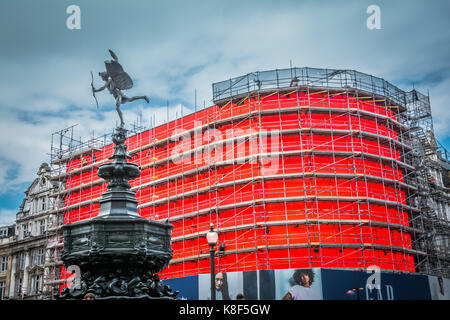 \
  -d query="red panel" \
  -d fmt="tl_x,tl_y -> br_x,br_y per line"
61,91 -> 416,280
